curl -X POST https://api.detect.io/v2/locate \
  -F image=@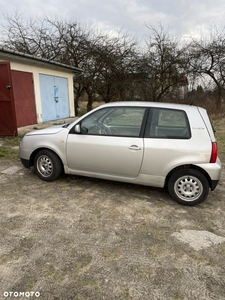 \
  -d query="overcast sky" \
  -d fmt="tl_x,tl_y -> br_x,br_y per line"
1,0 -> 225,43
